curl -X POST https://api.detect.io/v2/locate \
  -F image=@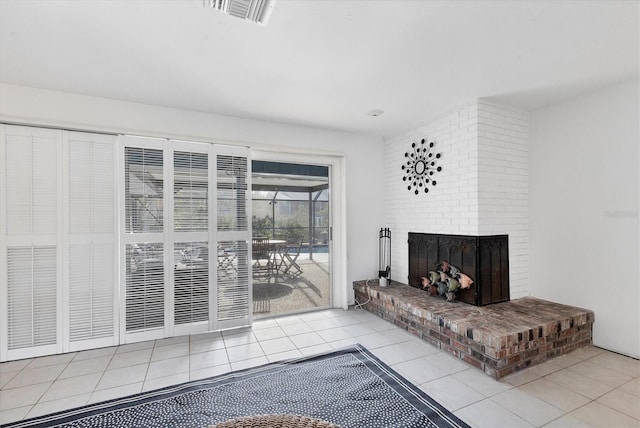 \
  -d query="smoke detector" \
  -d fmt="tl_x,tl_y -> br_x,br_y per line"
205,0 -> 276,25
